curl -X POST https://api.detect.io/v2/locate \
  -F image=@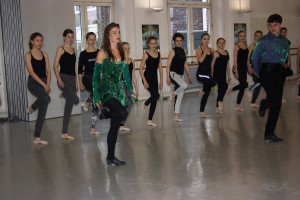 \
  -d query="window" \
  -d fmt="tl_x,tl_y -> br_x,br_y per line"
168,0 -> 211,55
74,1 -> 113,55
